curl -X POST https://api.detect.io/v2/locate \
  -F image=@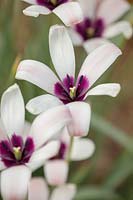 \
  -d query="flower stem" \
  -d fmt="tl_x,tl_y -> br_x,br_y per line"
66,136 -> 74,163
